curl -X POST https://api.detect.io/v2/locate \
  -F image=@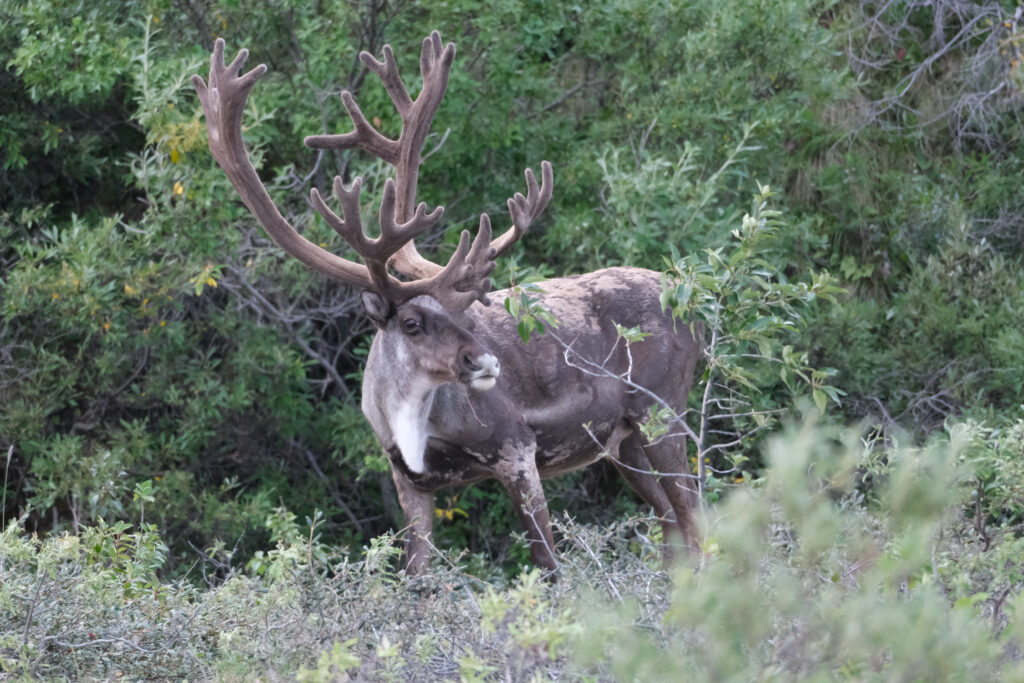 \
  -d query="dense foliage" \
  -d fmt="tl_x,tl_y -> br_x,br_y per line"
4,421 -> 1024,679
1,0 -> 1023,678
